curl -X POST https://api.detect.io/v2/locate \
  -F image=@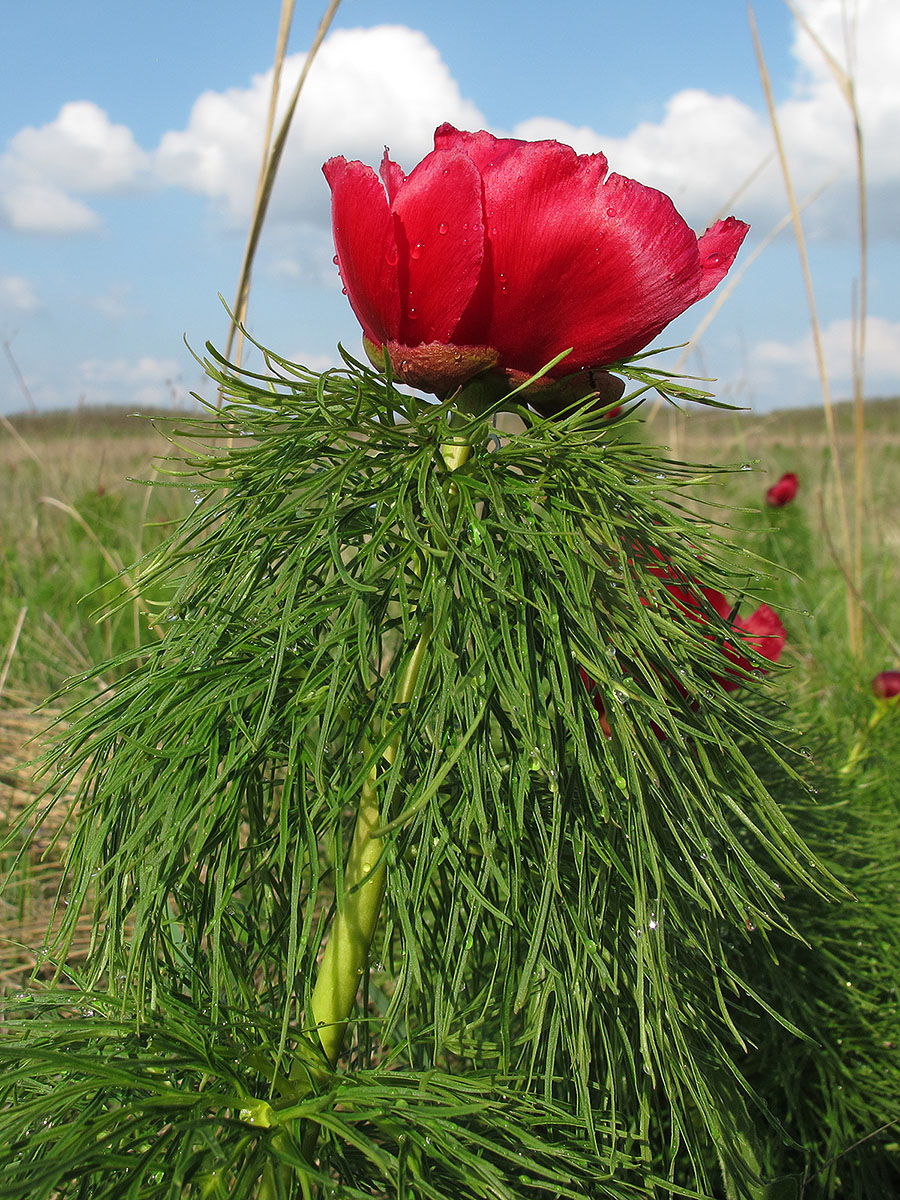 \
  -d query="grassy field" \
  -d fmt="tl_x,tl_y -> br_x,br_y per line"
0,406 -> 197,703
0,406 -> 198,982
